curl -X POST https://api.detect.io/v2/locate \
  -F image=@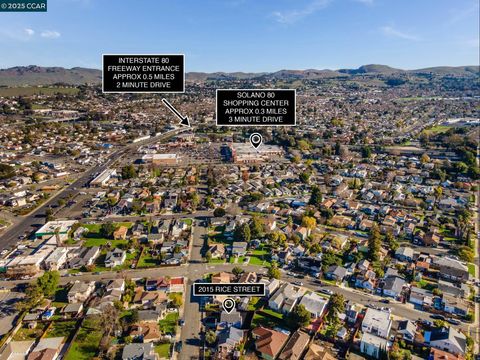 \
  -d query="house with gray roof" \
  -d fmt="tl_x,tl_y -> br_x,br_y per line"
122,343 -> 157,360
